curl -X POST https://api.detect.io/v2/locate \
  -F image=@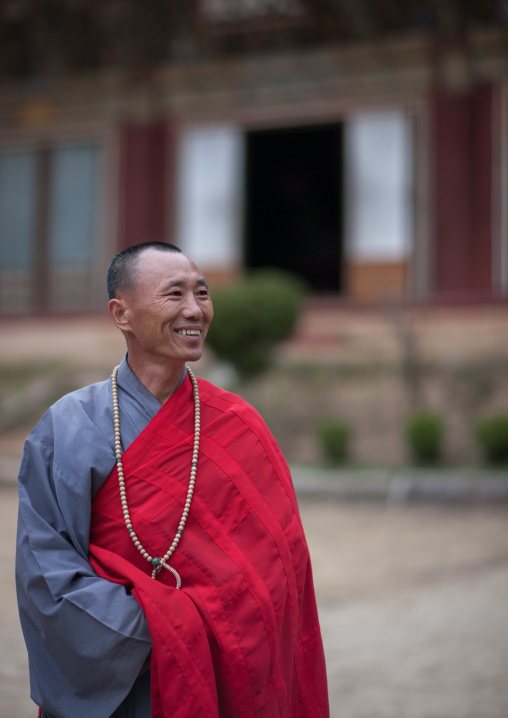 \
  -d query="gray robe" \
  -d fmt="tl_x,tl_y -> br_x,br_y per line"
16,356 -> 185,718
